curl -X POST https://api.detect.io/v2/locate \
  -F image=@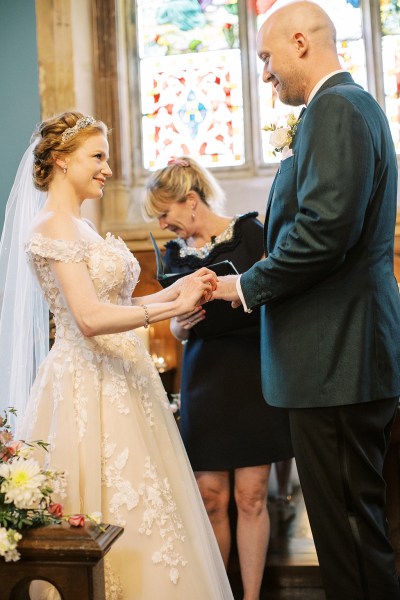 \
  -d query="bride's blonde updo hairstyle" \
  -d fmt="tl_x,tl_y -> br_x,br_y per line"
143,156 -> 226,220
32,111 -> 108,191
